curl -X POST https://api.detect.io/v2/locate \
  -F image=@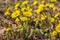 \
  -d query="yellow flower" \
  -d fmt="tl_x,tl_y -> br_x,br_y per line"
18,24 -> 23,29
49,18 -> 55,22
51,0 -> 57,2
15,3 -> 20,10
41,14 -> 47,21
34,9 -> 43,14
49,4 -> 54,8
7,7 -> 12,11
11,10 -> 20,18
23,12 -> 32,17
34,9 -> 40,14
34,4 -> 45,14
20,17 -> 29,21
45,3 -> 50,7
4,11 -> 10,16
55,24 -> 60,33
6,27 -> 11,32
26,6 -> 32,12
53,7 -> 57,11
38,4 -> 45,9
58,20 -> 60,23
33,1 -> 38,5
43,14 -> 47,18
46,3 -> 54,8
52,31 -> 57,36
54,13 -> 59,18
34,18 -> 40,22
21,7 -> 26,12
15,18 -> 20,22
41,0 -> 45,4
5,7 -> 12,16
22,1 -> 28,5
21,6 -> 32,12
